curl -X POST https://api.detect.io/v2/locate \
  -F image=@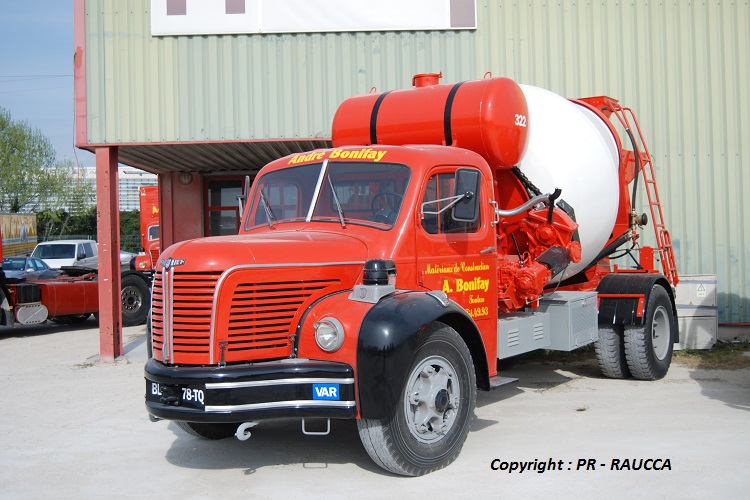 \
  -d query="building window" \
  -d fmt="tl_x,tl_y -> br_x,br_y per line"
205,178 -> 243,236
166,0 -> 187,16
226,0 -> 245,15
